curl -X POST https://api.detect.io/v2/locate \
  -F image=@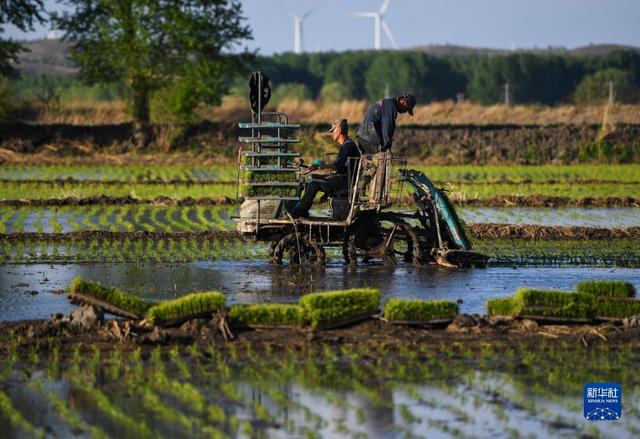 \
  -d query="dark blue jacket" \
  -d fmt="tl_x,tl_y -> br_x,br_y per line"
356,98 -> 398,151
332,138 -> 360,175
